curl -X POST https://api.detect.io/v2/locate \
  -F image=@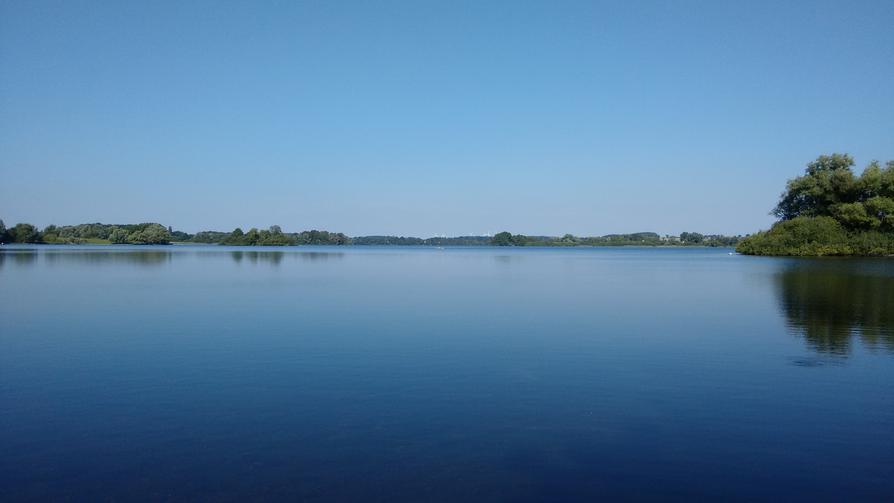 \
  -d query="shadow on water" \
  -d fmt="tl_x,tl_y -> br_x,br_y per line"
774,261 -> 894,355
